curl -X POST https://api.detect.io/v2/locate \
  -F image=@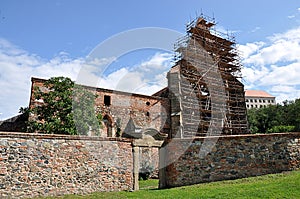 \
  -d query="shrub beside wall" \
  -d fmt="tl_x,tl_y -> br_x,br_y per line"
0,132 -> 133,198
